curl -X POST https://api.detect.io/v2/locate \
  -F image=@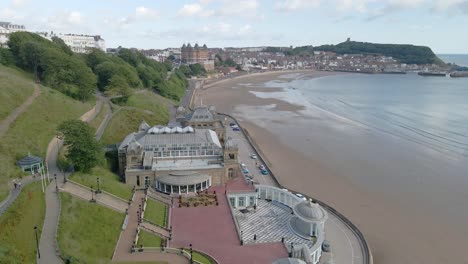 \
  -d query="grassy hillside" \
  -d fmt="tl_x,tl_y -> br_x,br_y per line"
0,181 -> 46,263
100,108 -> 167,145
58,192 -> 124,264
0,65 -> 35,120
315,41 -> 444,65
0,67 -> 93,201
